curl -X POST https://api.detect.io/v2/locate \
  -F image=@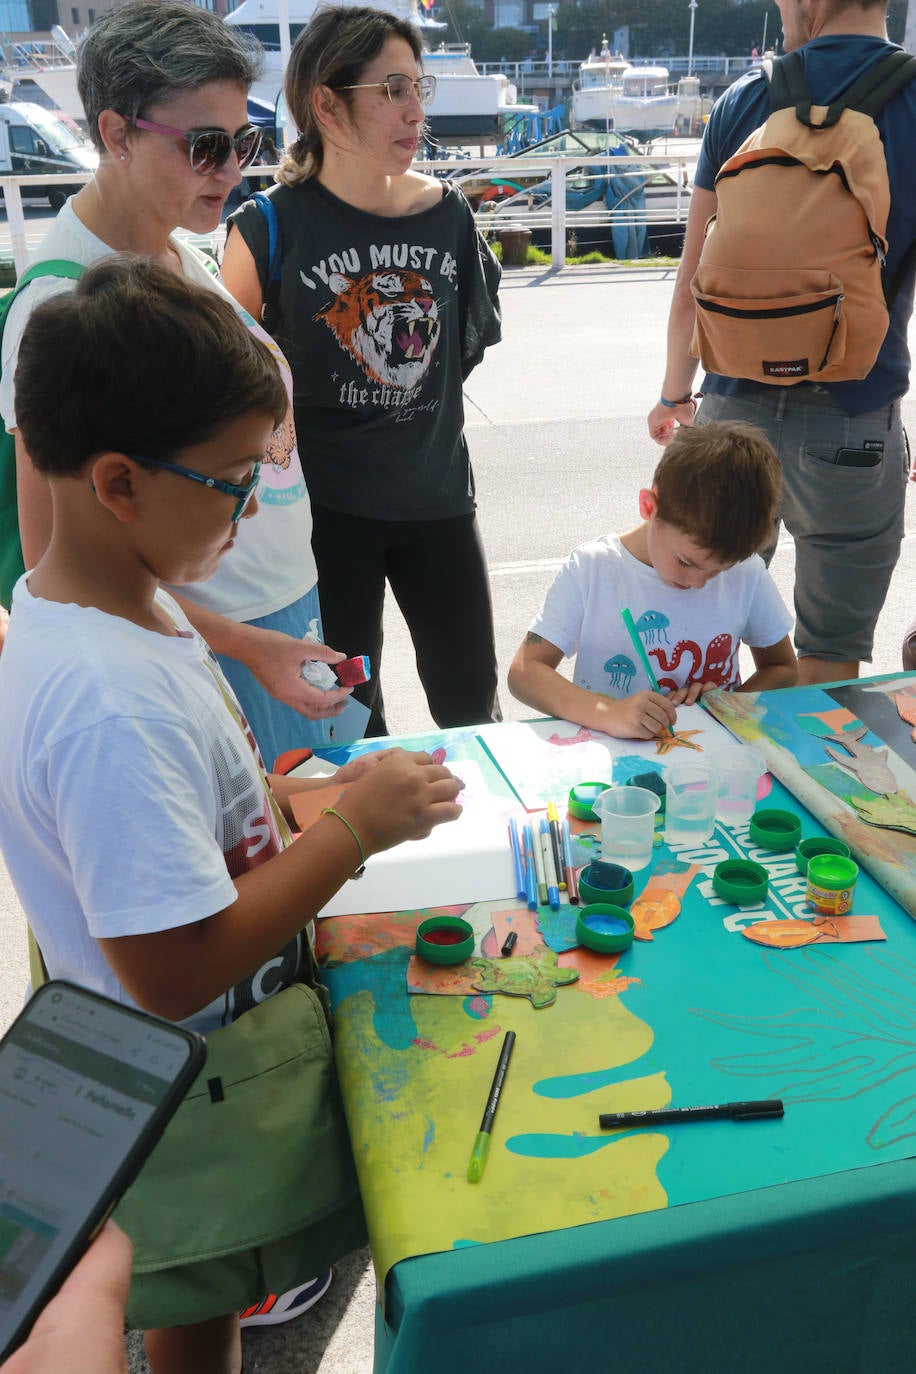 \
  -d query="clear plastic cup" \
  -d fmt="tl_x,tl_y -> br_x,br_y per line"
708,746 -> 766,827
594,786 -> 661,872
664,762 -> 719,847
